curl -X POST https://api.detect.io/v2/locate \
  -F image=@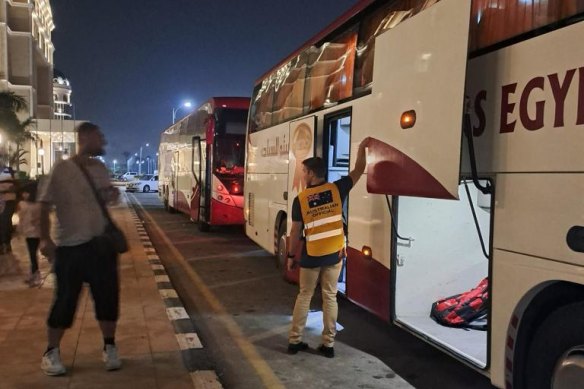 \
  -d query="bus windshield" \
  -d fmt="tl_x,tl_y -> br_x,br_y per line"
214,136 -> 245,175
215,108 -> 247,135
214,108 -> 247,175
